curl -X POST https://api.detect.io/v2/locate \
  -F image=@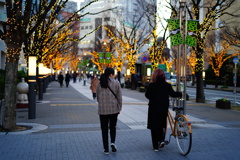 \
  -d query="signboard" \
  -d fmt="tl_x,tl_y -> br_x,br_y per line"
186,20 -> 198,47
158,64 -> 167,72
233,57 -> 239,64
142,56 -> 148,63
167,19 -> 184,46
98,53 -> 104,63
167,19 -> 198,47
105,52 -> 112,63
